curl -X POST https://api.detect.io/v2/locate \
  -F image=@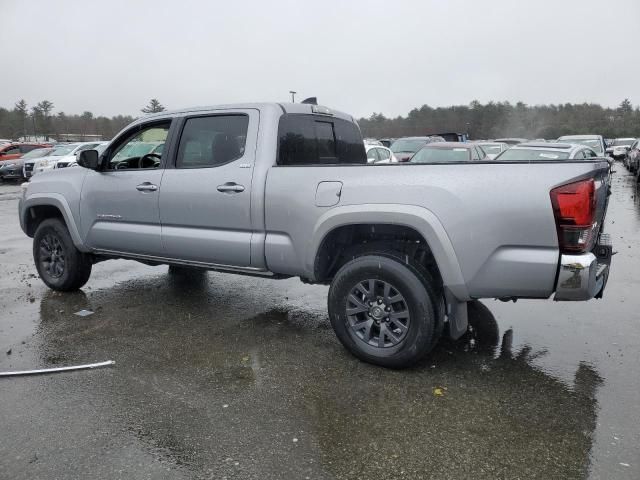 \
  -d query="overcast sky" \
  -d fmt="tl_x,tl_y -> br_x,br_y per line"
1,0 -> 638,119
